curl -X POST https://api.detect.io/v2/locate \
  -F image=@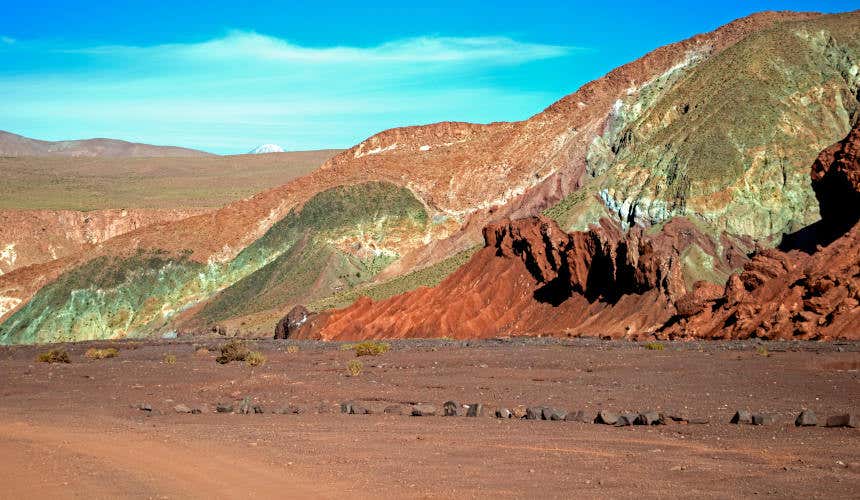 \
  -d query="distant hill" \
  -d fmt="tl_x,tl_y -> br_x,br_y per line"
0,130 -> 214,158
